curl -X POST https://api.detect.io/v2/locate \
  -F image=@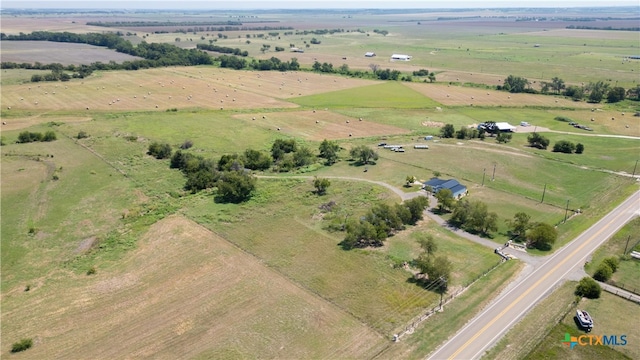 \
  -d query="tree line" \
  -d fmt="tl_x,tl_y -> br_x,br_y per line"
499,74 -> 640,103
16,130 -> 57,143
434,190 -> 557,250
340,197 -> 430,249
1,31 -> 436,84
147,137 -> 346,201
86,20 -> 244,27
1,31 -> 213,80
197,43 -> 248,57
